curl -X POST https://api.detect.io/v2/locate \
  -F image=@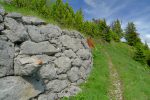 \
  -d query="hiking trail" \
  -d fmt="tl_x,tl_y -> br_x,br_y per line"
105,51 -> 123,100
